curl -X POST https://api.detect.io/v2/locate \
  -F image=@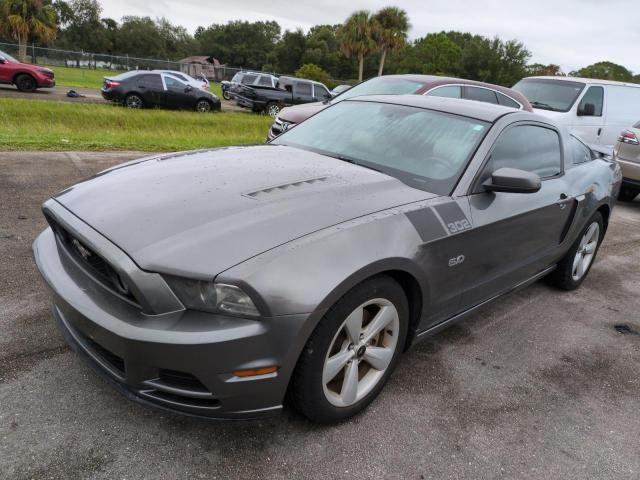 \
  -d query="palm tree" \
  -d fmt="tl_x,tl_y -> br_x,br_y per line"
338,10 -> 377,82
0,0 -> 57,62
374,6 -> 410,76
